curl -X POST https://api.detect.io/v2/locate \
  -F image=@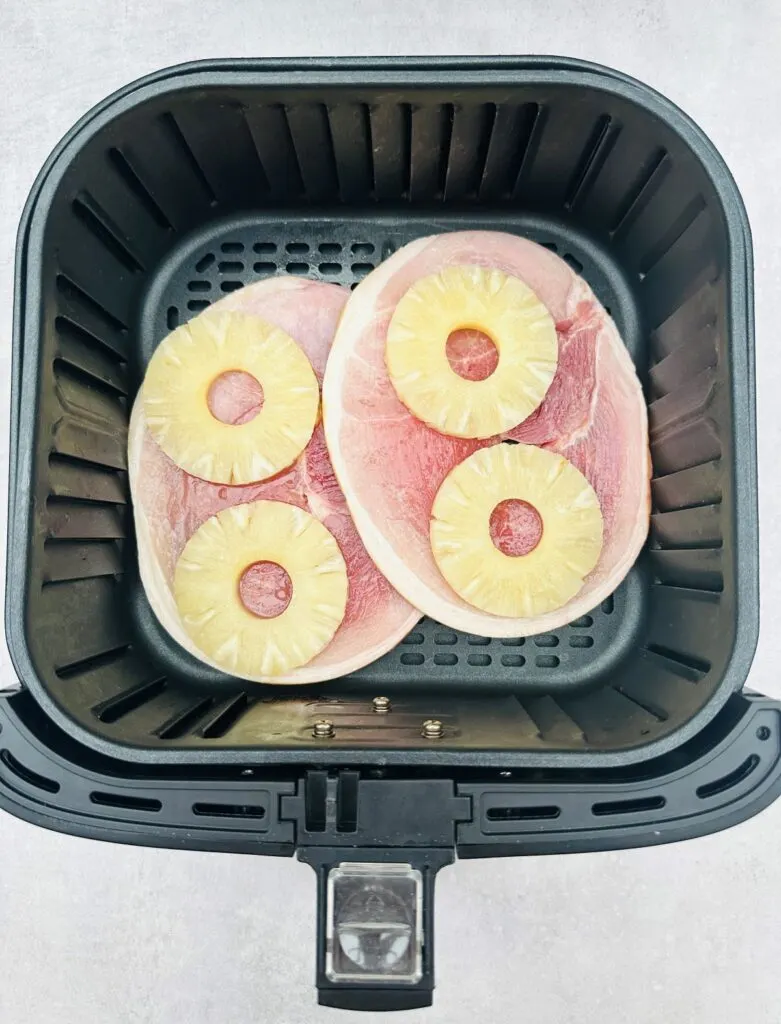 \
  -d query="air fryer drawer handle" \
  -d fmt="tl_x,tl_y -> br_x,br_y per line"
299,848 -> 452,1012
